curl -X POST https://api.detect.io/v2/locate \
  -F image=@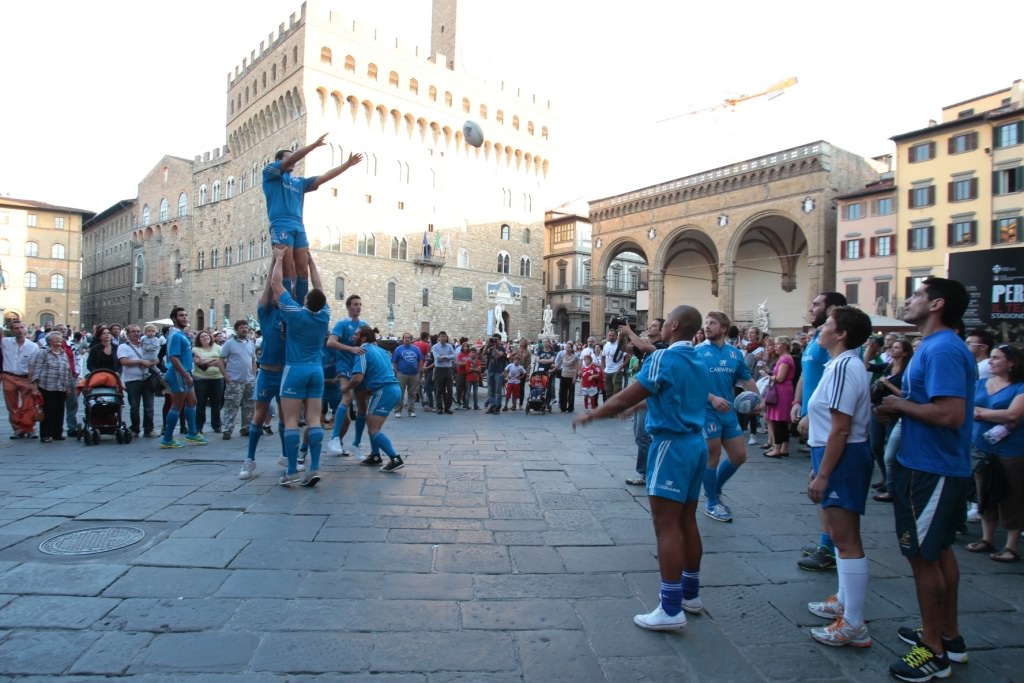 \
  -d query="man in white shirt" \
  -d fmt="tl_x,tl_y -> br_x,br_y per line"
117,324 -> 159,438
1,321 -> 41,438
601,328 -> 629,398
964,329 -> 993,380
220,321 -> 257,439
